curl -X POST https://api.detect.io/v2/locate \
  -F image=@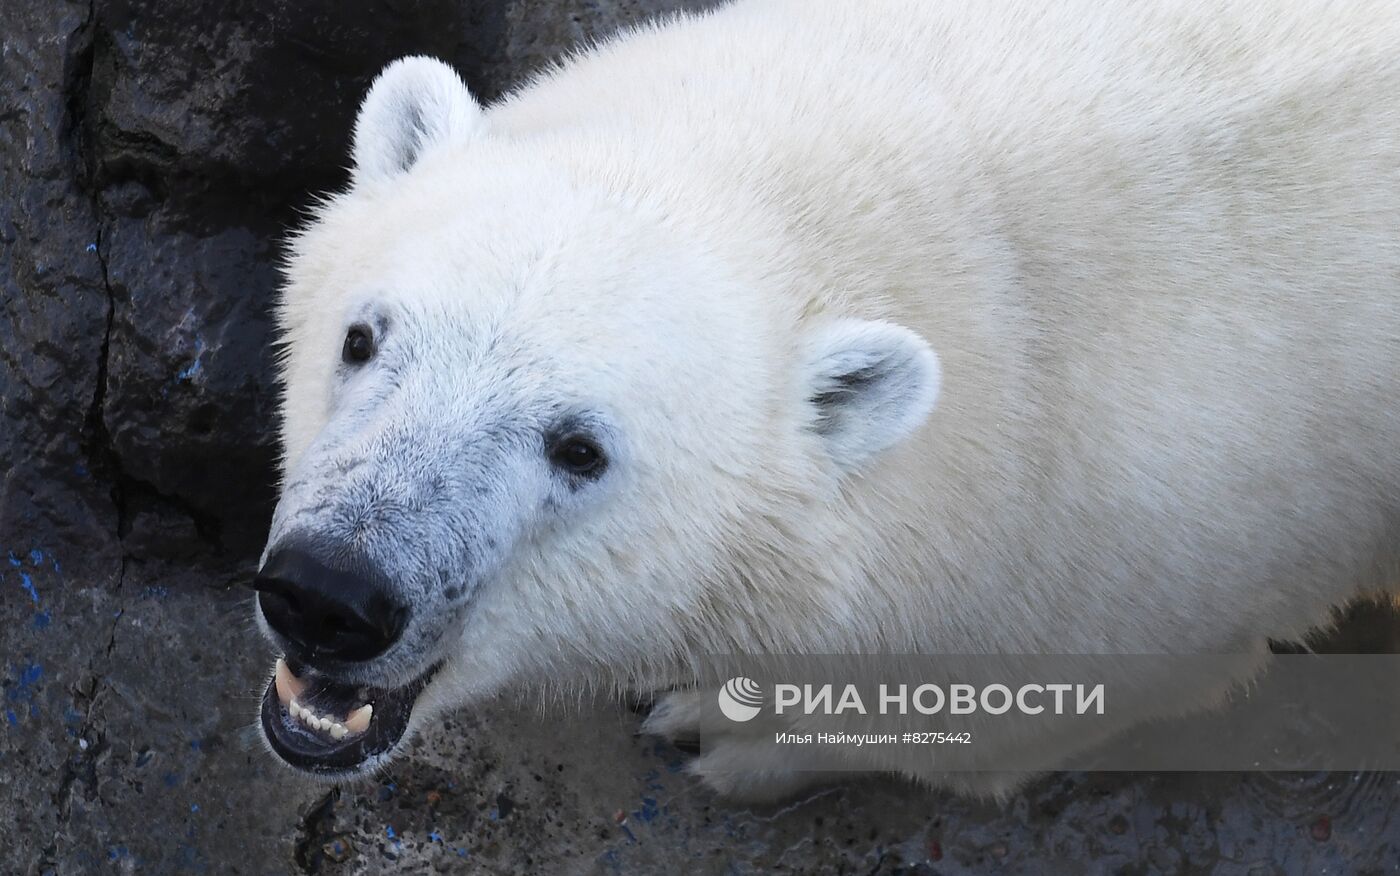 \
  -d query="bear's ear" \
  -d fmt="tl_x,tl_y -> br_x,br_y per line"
351,56 -> 484,186
800,319 -> 941,471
